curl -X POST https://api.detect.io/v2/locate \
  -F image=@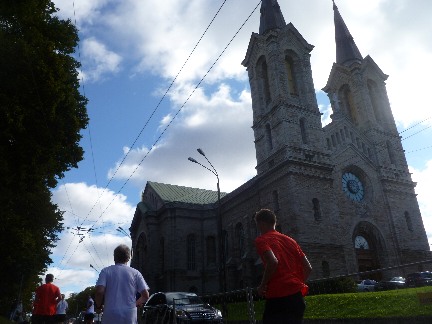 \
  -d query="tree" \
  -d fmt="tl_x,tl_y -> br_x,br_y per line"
66,287 -> 96,319
0,0 -> 88,314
